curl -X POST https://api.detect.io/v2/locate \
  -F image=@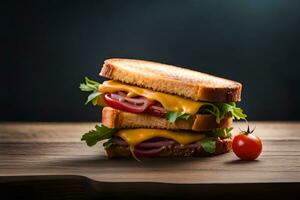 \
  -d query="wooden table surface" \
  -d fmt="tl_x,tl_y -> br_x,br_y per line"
0,122 -> 300,199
